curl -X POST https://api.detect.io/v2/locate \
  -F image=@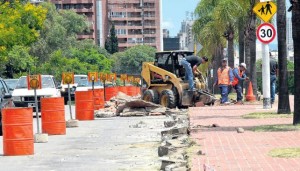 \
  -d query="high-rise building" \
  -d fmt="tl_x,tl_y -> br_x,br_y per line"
102,0 -> 162,51
50,0 -> 99,45
163,29 -> 169,38
177,20 -> 194,50
287,17 -> 293,50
